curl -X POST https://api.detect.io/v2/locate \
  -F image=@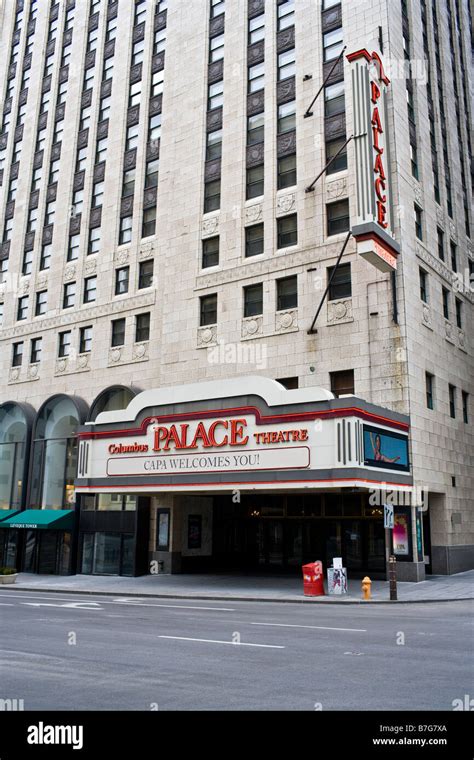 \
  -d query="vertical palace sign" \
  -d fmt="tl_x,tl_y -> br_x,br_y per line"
347,48 -> 400,272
